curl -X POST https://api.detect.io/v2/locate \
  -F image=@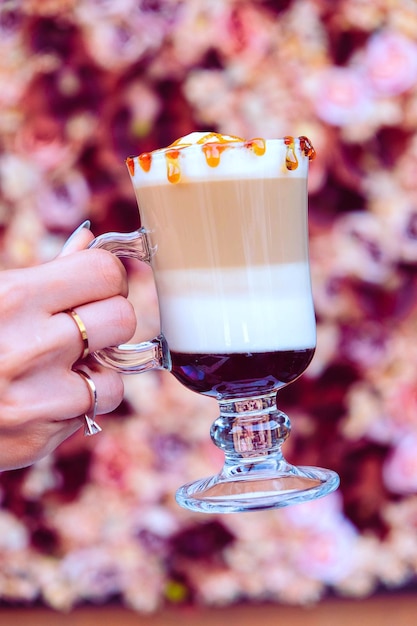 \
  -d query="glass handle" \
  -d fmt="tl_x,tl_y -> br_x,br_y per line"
88,230 -> 170,374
